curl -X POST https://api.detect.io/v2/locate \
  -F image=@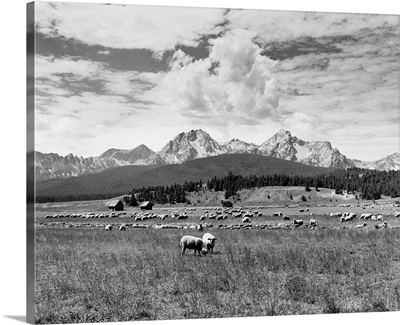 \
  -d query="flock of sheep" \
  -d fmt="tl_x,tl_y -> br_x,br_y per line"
43,203 -> 400,234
